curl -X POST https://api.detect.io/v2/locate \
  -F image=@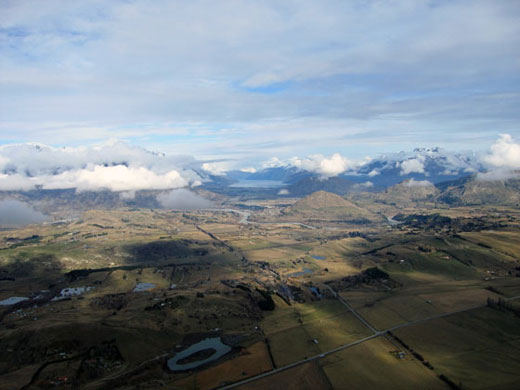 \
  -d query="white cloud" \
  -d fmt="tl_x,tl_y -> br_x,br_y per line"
260,152 -> 370,178
43,165 -> 188,192
240,167 -> 257,173
318,153 -> 353,177
476,169 -> 520,182
485,134 -> 520,168
262,157 -> 284,169
201,162 -> 231,176
0,155 -> 8,170
288,153 -> 360,177
0,173 -> 37,191
403,179 -> 433,187
278,189 -> 289,195
399,158 -> 425,175
0,141 -> 201,192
